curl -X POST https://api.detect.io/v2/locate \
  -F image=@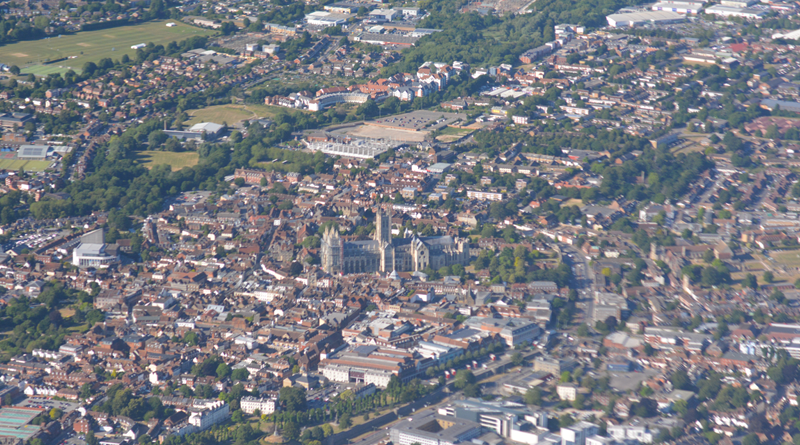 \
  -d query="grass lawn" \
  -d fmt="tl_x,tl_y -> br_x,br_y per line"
59,308 -> 76,318
437,126 -> 472,136
186,105 -> 256,125
771,250 -> 800,268
186,103 -> 306,125
134,150 -> 199,170
0,20 -> 215,75
0,159 -> 53,171
435,126 -> 473,142
67,323 -> 90,333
